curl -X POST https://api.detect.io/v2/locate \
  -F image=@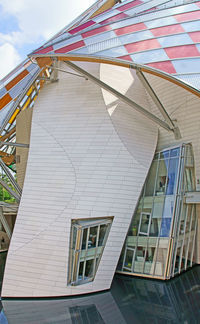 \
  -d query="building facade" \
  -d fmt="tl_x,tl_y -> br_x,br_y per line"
0,0 -> 200,297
